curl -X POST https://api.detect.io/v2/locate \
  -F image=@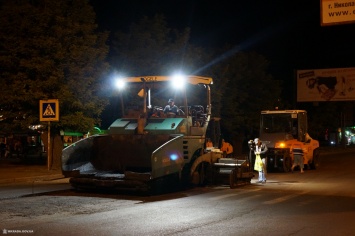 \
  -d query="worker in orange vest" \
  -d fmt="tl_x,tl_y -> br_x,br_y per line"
220,139 -> 233,158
